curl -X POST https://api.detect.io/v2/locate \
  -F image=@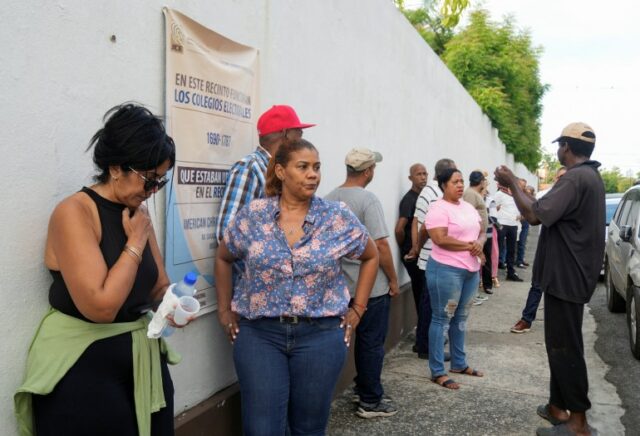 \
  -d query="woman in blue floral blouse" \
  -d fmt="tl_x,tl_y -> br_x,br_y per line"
215,138 -> 378,435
